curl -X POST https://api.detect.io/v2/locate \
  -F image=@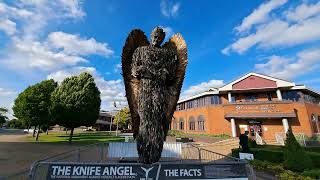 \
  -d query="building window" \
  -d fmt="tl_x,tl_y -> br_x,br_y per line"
189,116 -> 195,131
179,118 -> 184,130
197,115 -> 205,131
173,122 -> 177,130
211,95 -> 221,105
231,95 -> 236,102
282,91 -> 301,102
266,93 -> 273,101
245,94 -> 257,102
176,104 -> 181,111
303,94 -> 320,104
181,103 -> 185,110
311,114 -> 319,134
186,101 -> 193,109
